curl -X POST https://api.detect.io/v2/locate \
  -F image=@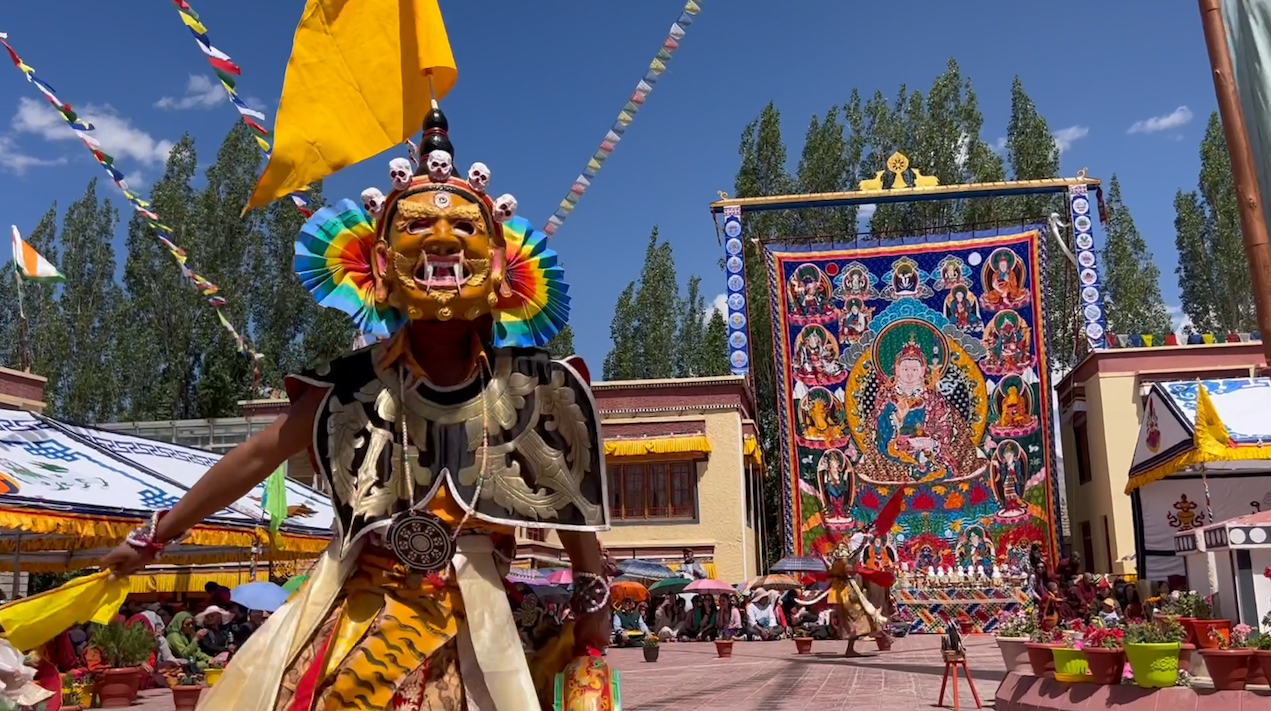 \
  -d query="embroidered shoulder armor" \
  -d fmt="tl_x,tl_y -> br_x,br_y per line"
288,344 -> 609,548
